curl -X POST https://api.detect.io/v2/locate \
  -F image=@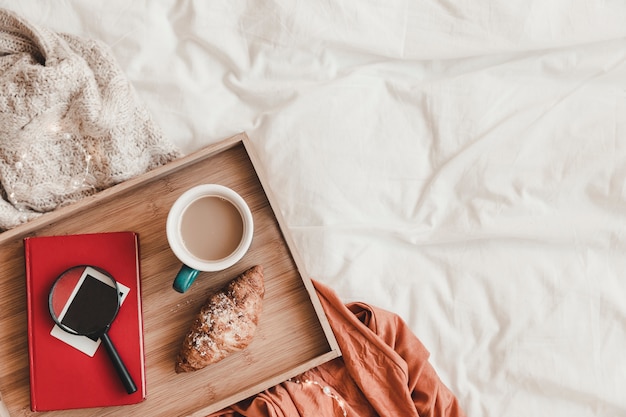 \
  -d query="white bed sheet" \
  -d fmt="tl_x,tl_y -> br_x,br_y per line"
2,1 -> 626,416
